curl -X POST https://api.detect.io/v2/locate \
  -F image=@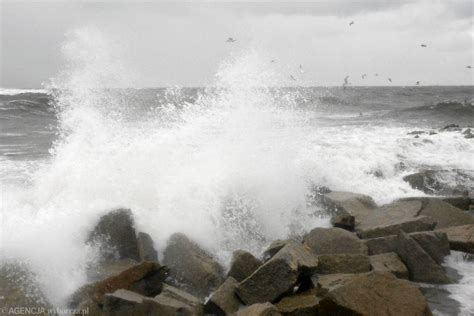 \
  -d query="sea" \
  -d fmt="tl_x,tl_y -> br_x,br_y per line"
0,55 -> 473,314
